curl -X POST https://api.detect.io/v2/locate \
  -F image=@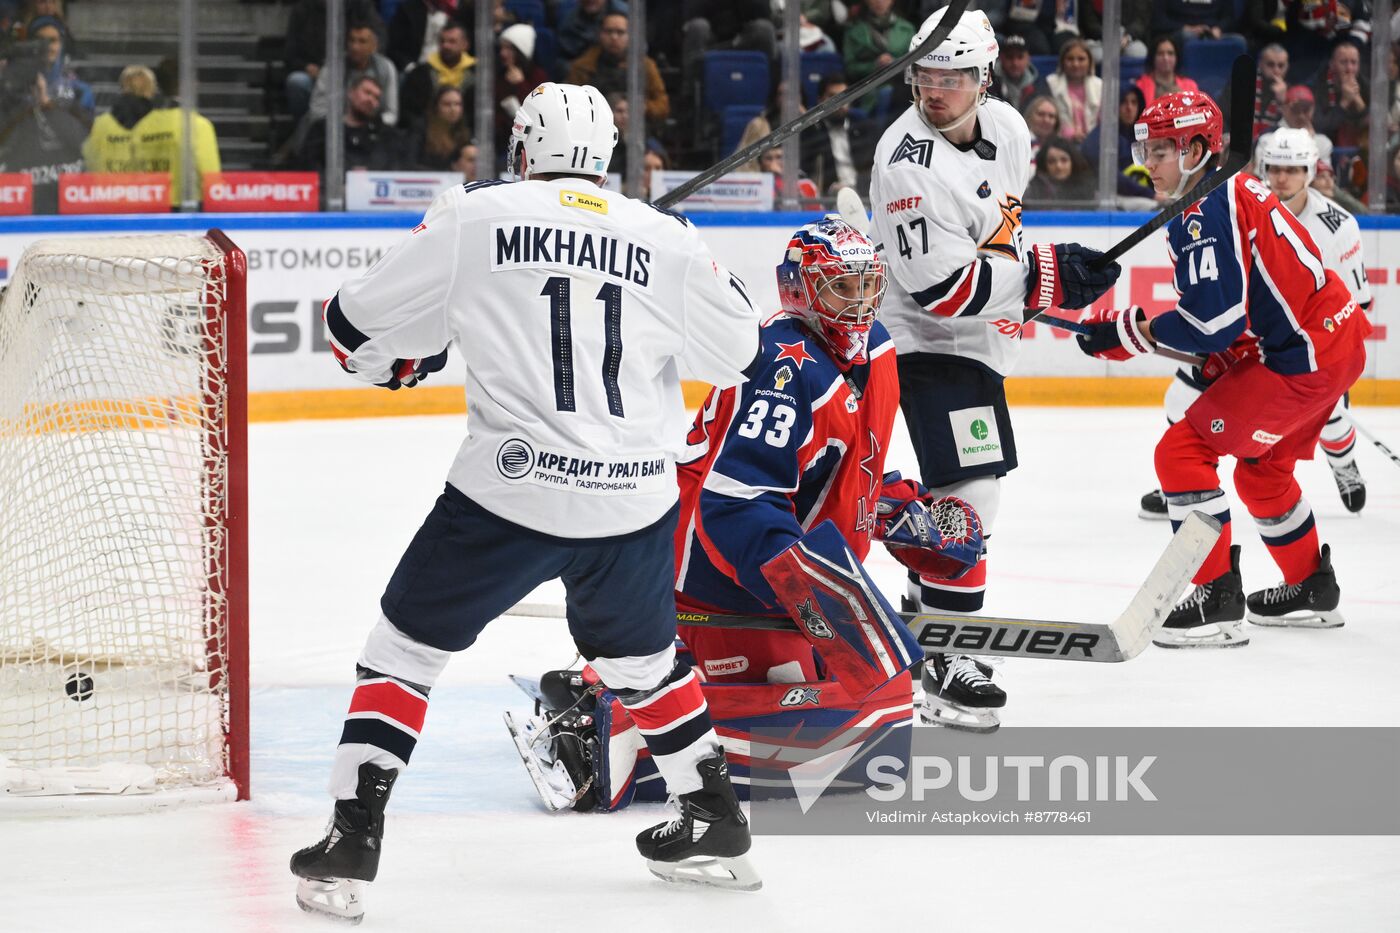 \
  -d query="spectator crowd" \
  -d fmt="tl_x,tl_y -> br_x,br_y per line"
3,0 -> 1400,210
